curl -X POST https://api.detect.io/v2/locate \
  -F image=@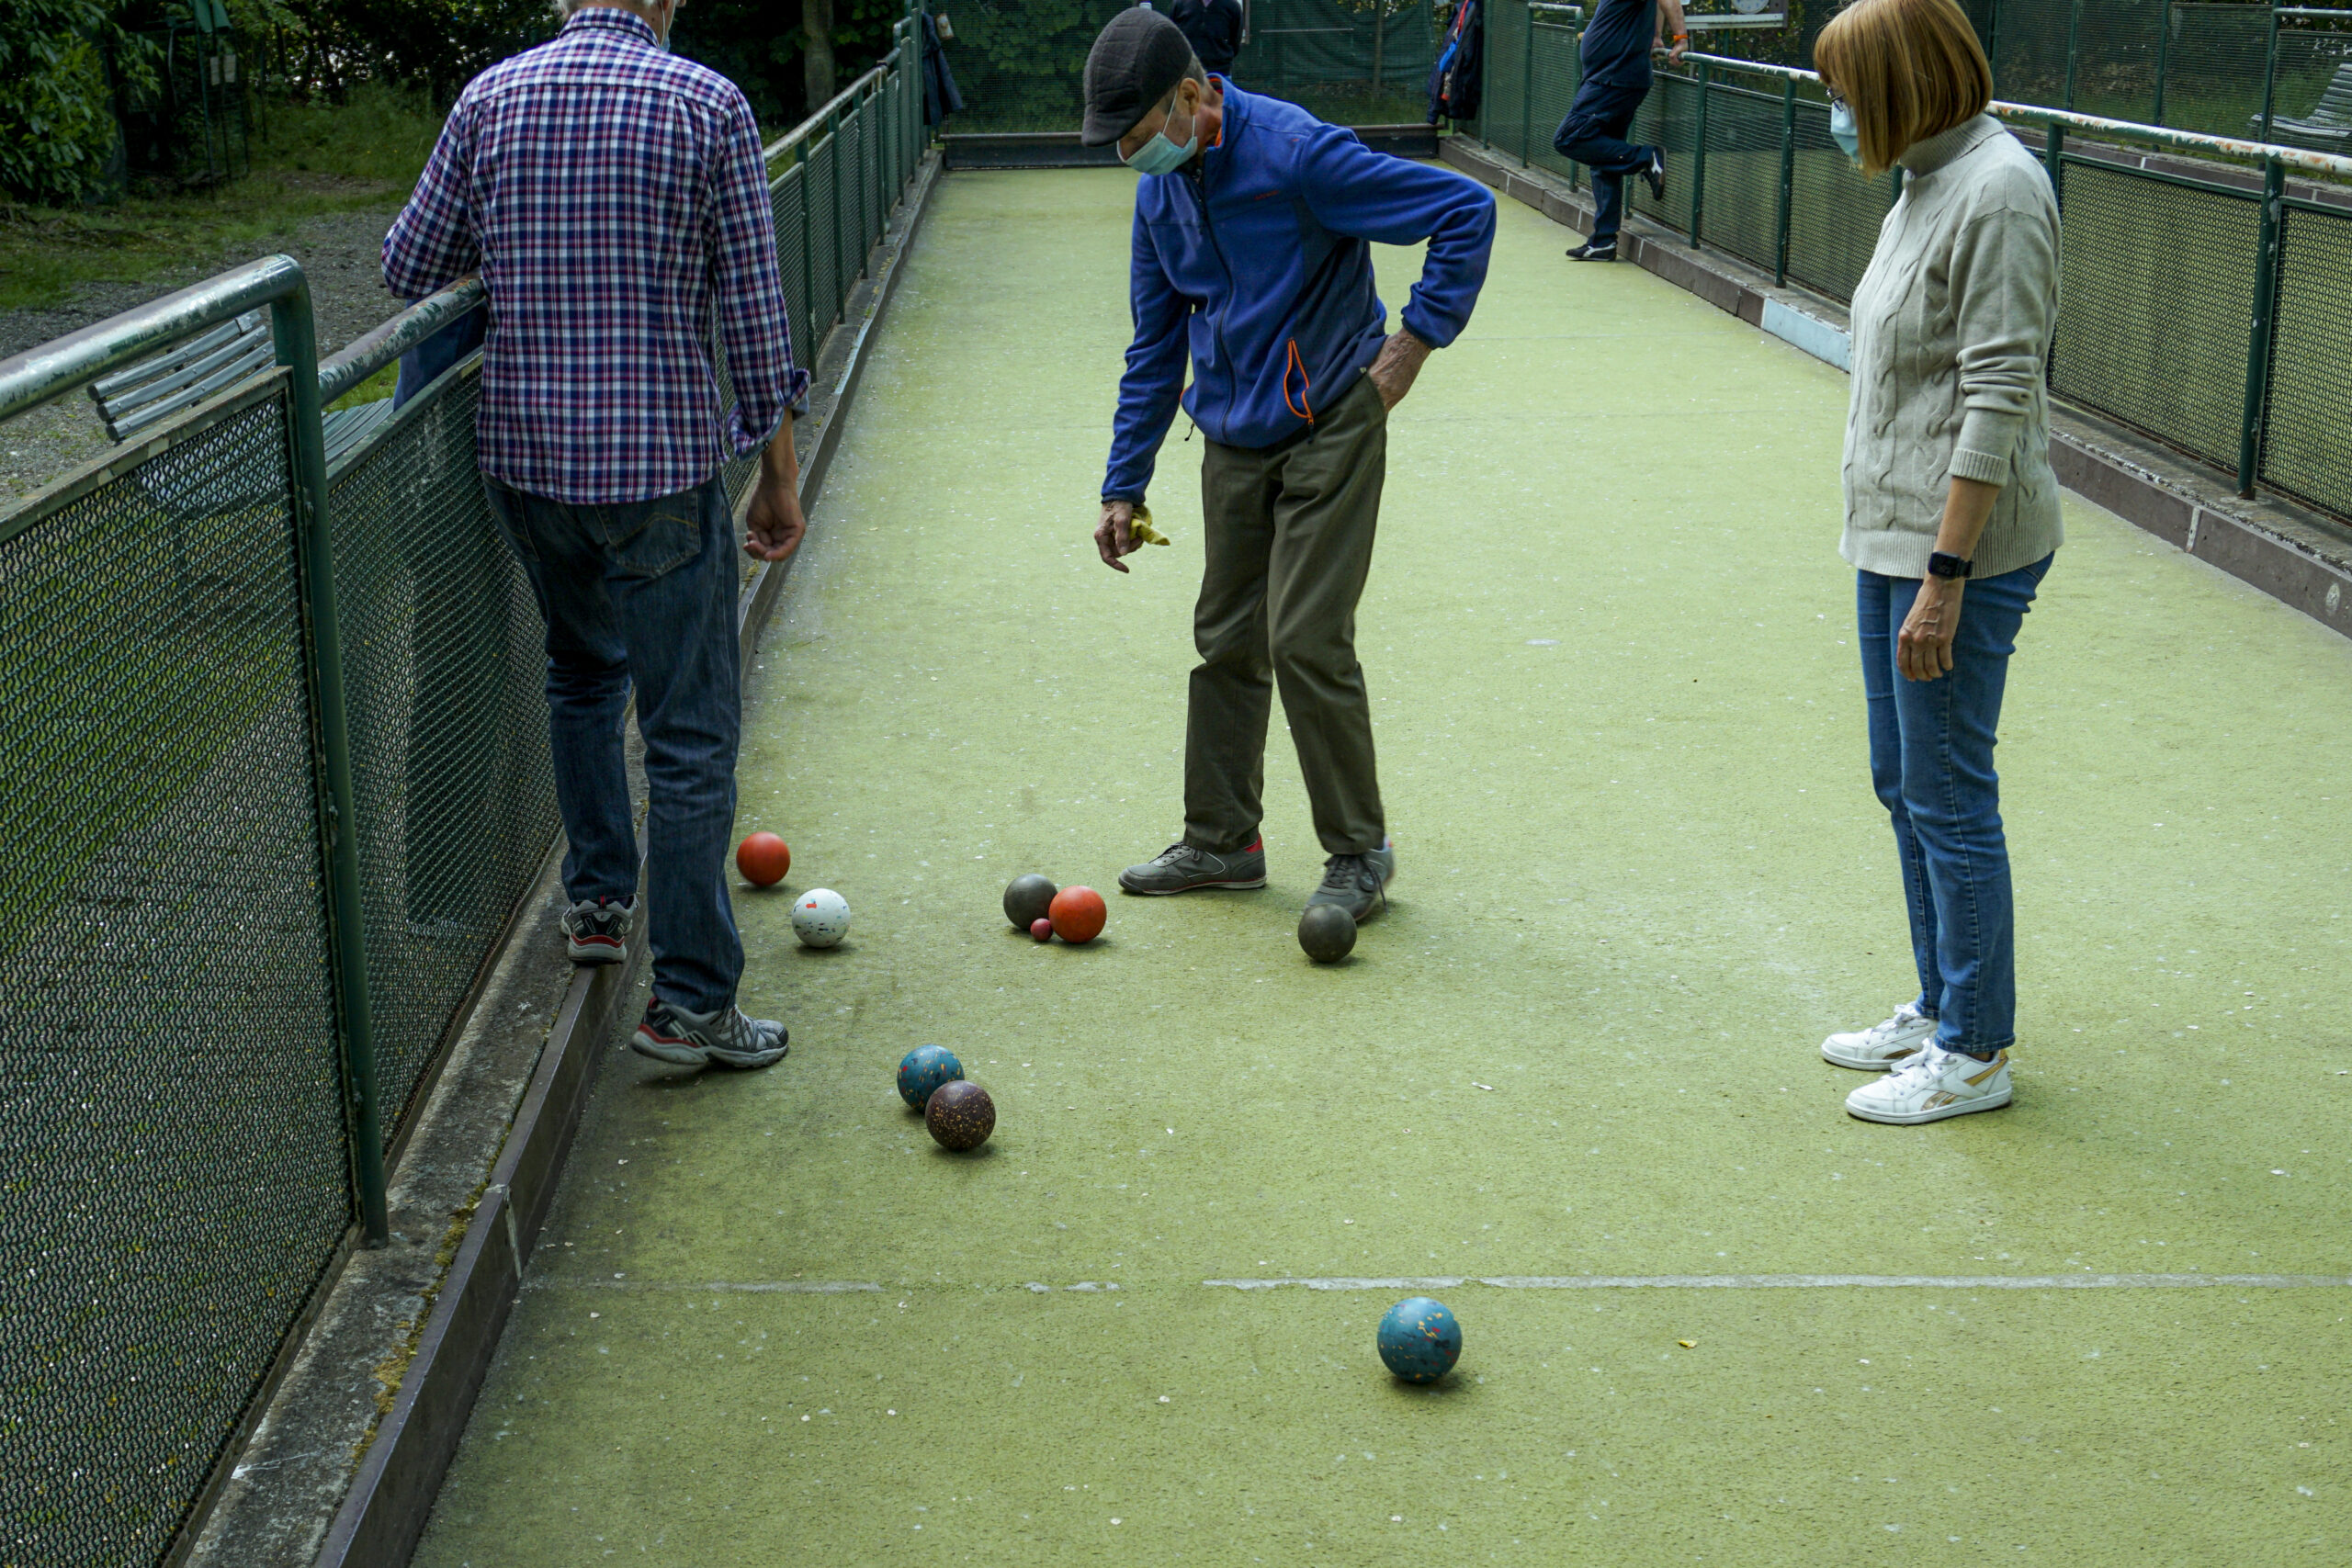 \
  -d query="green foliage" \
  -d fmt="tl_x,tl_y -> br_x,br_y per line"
673,0 -> 906,125
0,1 -> 143,205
